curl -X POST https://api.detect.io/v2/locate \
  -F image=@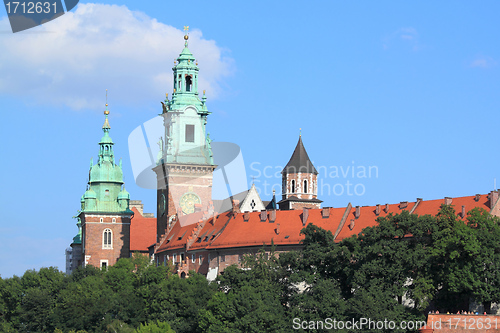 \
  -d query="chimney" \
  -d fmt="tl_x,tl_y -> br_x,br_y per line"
260,210 -> 267,222
490,191 -> 499,209
400,201 -> 408,209
194,204 -> 202,213
210,213 -> 216,225
275,223 -> 280,235
355,206 -> 360,218
375,204 -> 380,215
461,205 -> 466,218
349,219 -> 355,230
444,197 -> 452,205
243,211 -> 250,222
384,204 -> 389,213
475,194 -> 481,202
302,208 -> 309,226
269,209 -> 276,222
322,207 -> 330,218
232,200 -> 241,215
